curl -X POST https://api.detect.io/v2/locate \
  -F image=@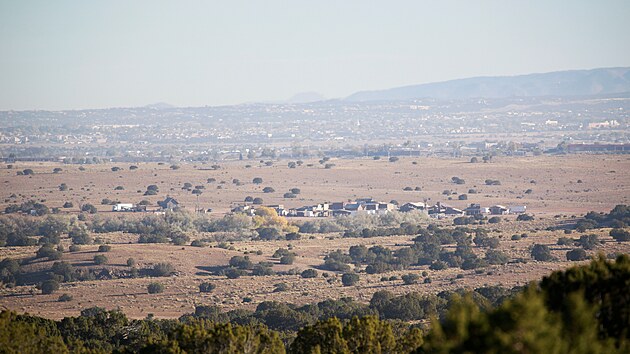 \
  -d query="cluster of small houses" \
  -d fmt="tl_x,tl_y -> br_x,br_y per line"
231,198 -> 527,219
111,197 -> 184,213
111,196 -> 526,219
